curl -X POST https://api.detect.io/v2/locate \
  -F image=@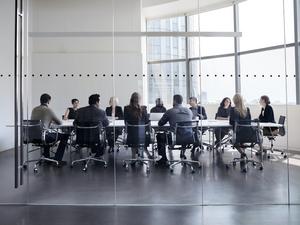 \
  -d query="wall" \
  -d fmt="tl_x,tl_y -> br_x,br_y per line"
0,0 -> 15,151
29,0 -> 144,113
